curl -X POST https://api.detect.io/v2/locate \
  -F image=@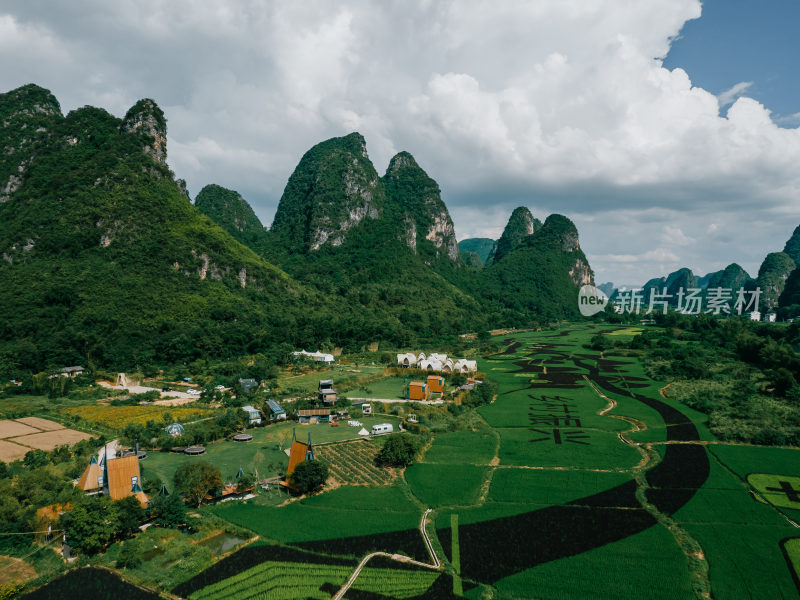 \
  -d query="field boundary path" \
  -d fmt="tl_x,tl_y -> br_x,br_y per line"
331,508 -> 441,600
584,376 -> 712,599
